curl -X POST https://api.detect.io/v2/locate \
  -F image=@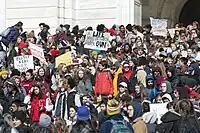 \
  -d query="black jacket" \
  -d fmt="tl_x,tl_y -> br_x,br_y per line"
7,91 -> 25,105
0,96 -> 9,114
156,111 -> 180,133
